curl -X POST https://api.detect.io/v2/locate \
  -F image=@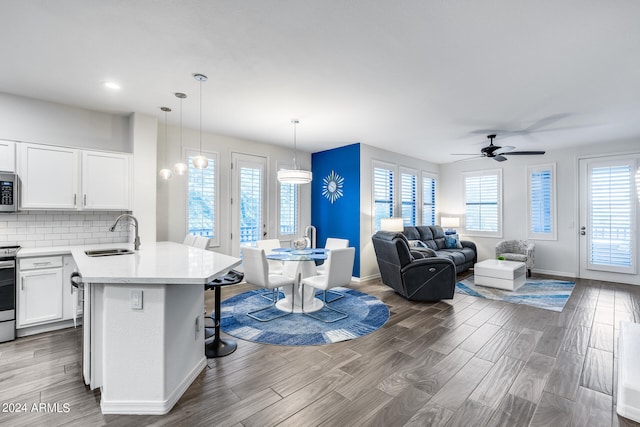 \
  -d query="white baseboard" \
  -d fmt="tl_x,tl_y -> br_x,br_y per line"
531,269 -> 577,279
351,274 -> 380,284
